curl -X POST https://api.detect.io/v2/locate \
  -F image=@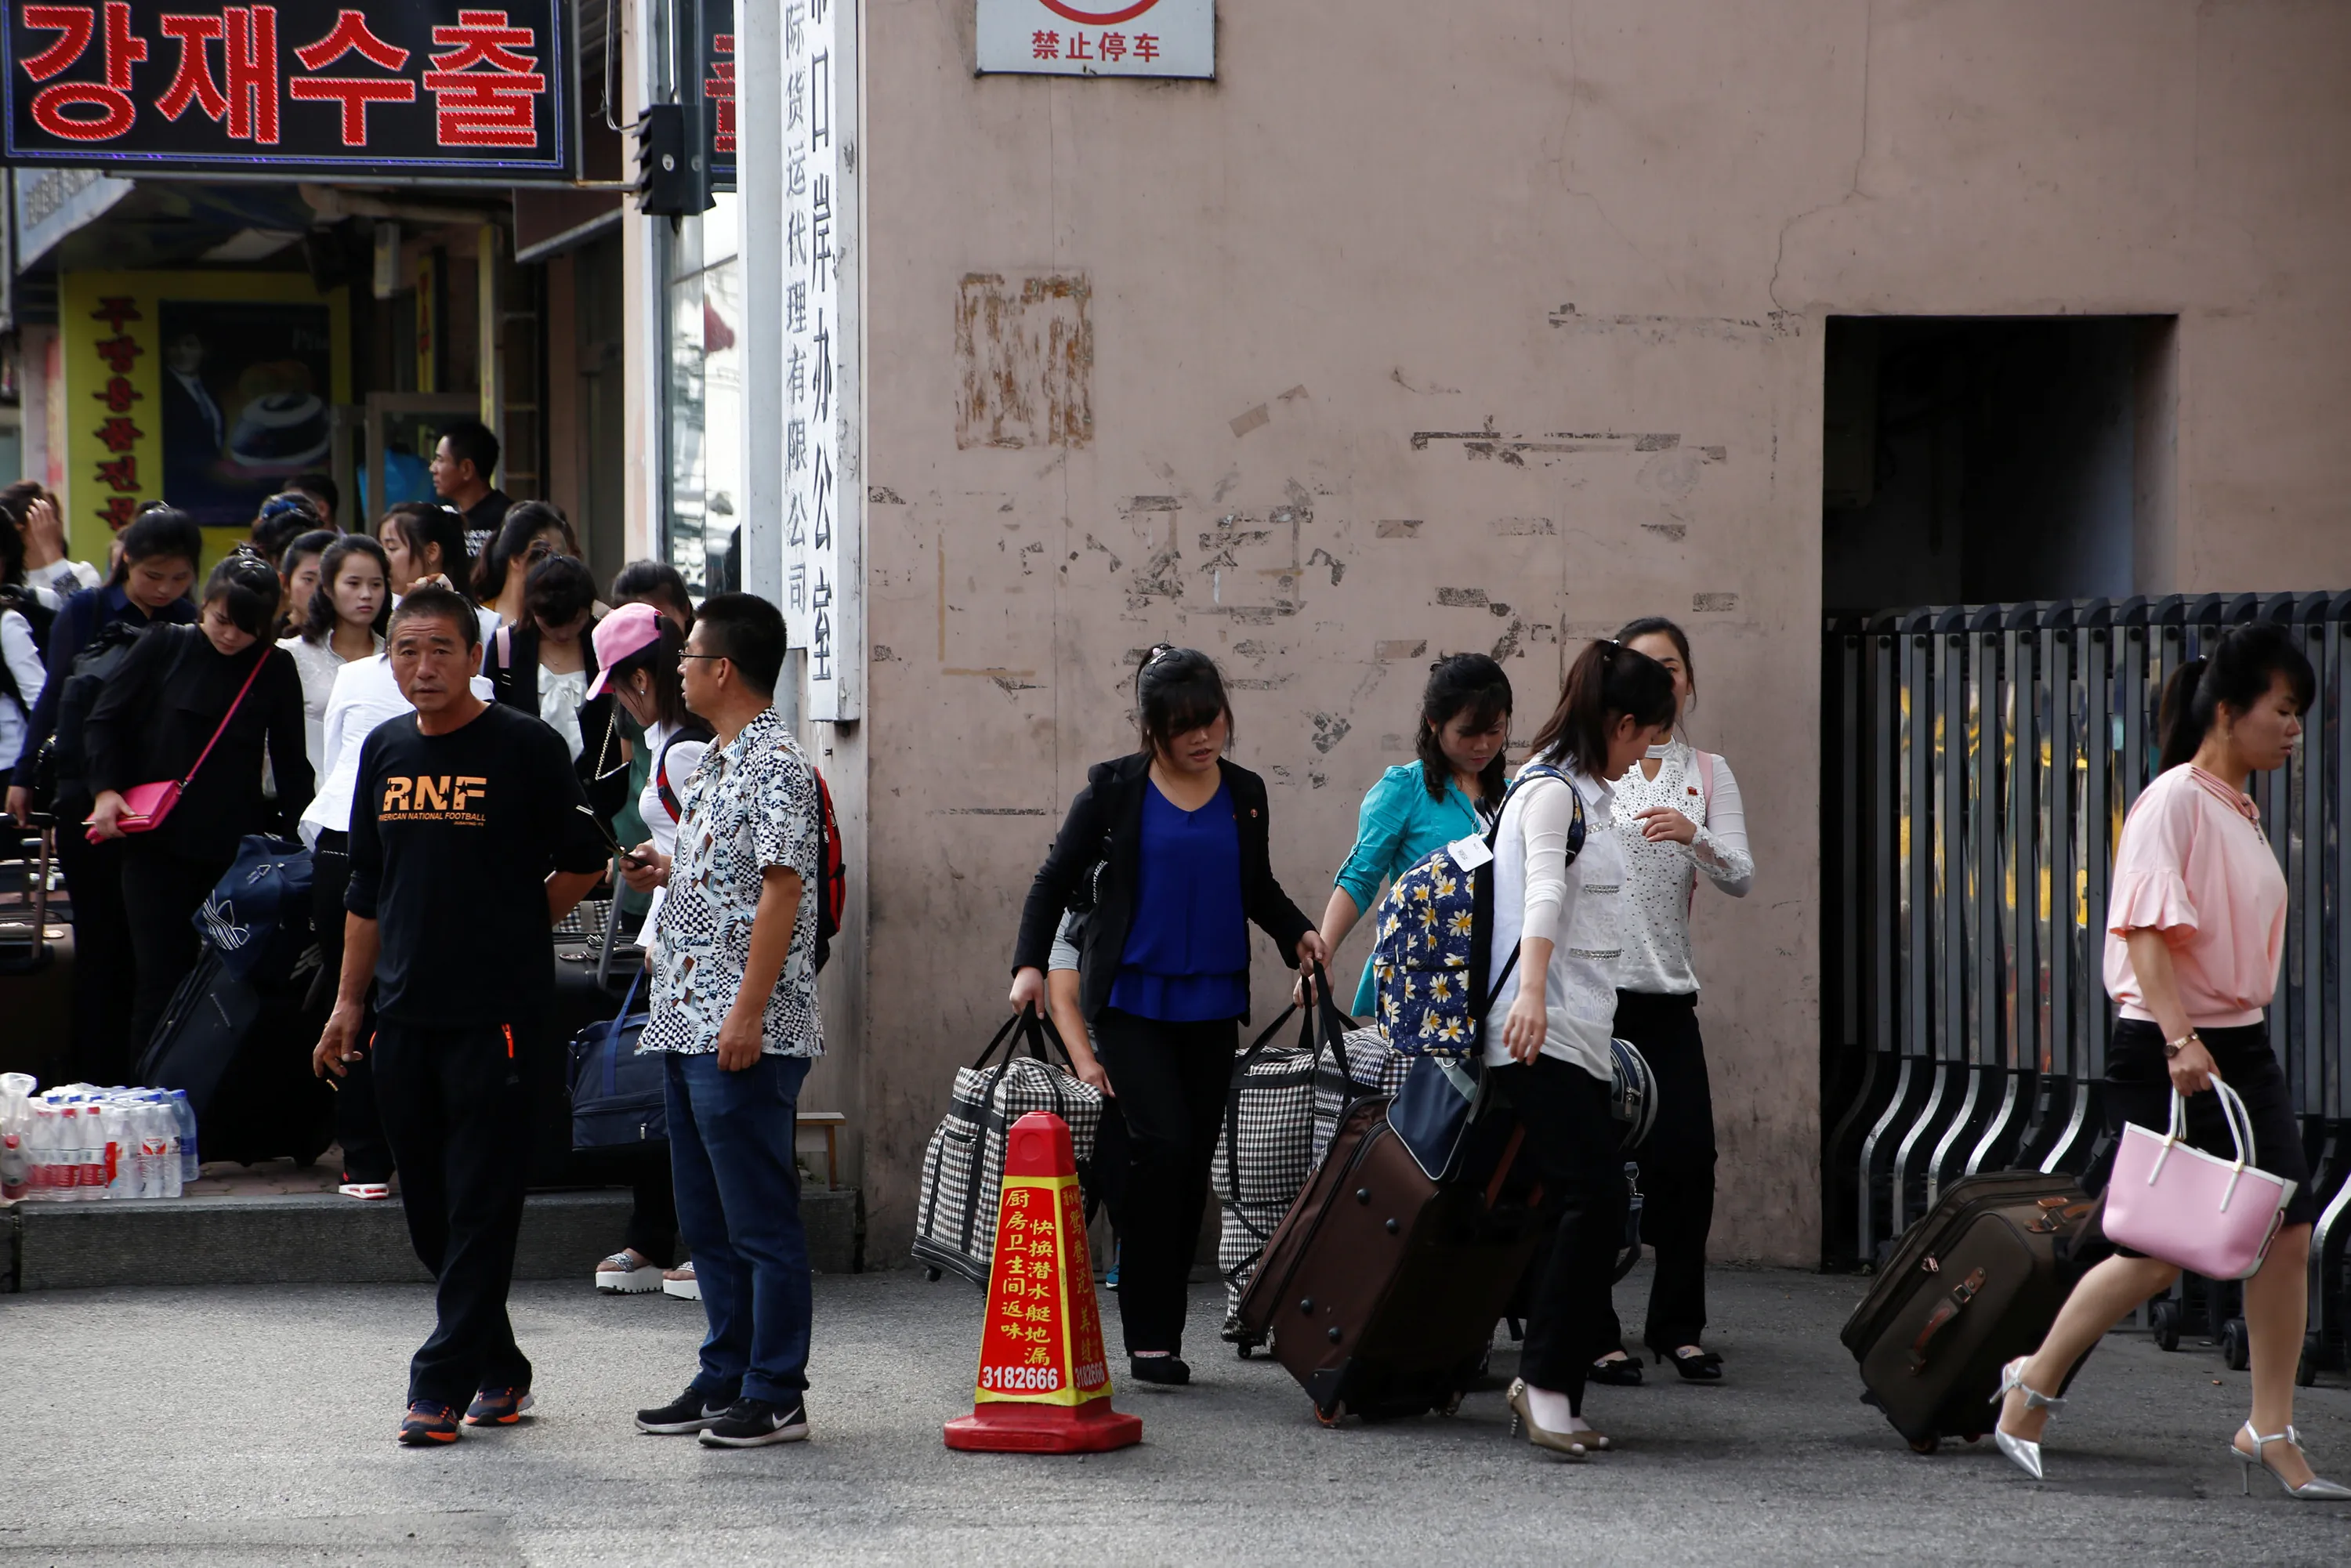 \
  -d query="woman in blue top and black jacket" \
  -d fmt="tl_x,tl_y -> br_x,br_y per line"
1312,654 -> 1512,1018
1012,646 -> 1328,1385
